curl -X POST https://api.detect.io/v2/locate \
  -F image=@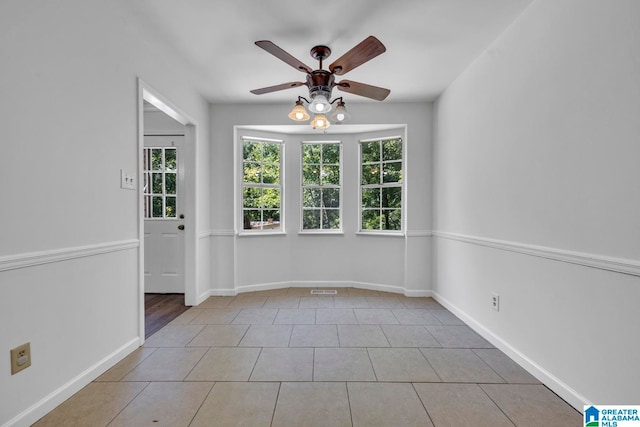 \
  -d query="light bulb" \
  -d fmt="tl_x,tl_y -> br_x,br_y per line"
336,113 -> 345,121
295,112 -> 305,120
